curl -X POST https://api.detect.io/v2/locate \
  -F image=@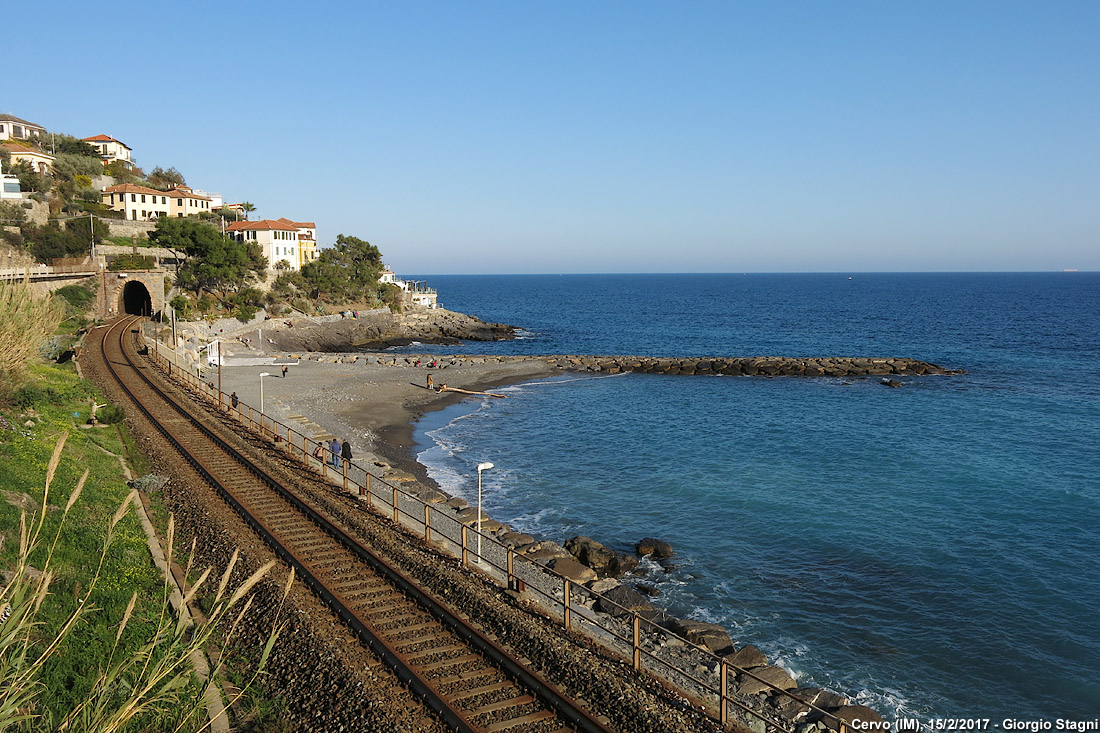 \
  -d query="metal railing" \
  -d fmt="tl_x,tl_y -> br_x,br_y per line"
145,331 -> 850,733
